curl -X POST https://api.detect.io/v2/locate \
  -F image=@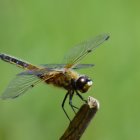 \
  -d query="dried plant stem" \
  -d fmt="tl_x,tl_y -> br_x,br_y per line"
60,96 -> 99,140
